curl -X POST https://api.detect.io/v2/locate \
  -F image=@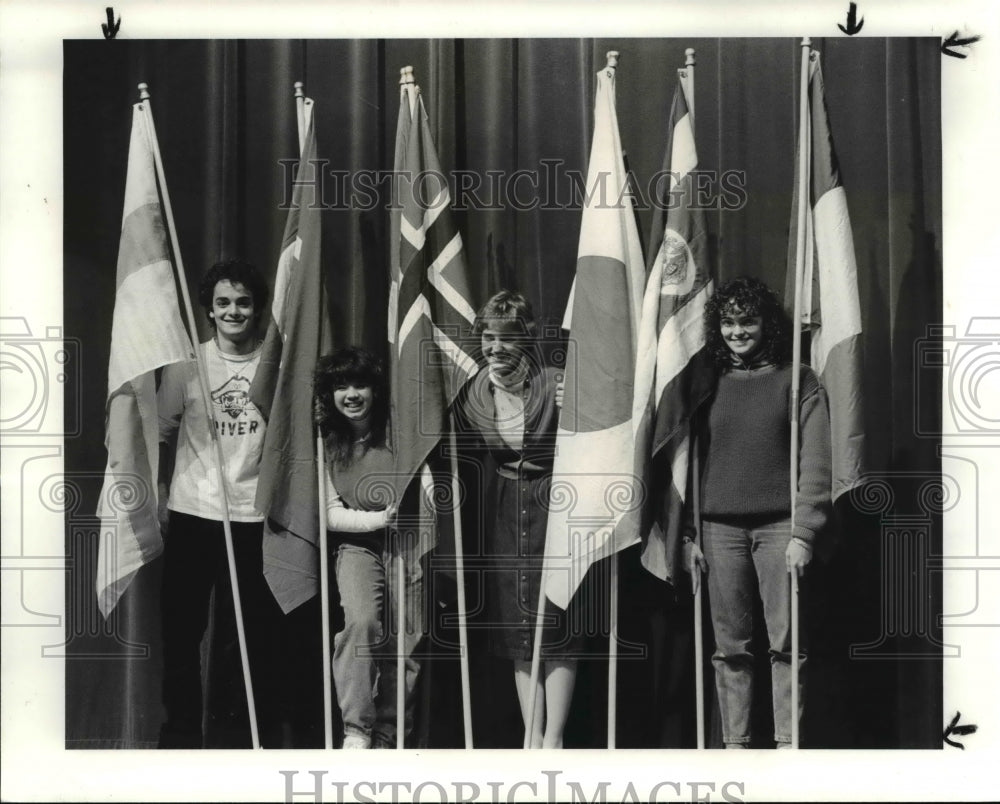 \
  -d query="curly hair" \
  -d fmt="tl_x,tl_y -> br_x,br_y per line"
197,258 -> 269,329
703,276 -> 792,371
313,346 -> 389,466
